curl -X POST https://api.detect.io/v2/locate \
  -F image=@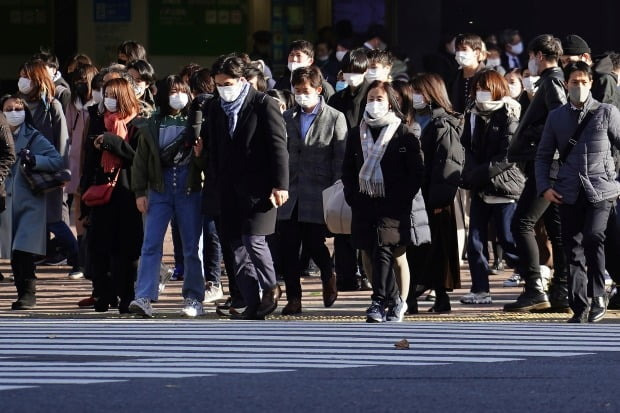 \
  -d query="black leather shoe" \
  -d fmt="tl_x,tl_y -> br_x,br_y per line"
428,293 -> 451,313
256,285 -> 281,318
231,305 -> 264,320
359,275 -> 372,291
588,296 -> 607,323
406,296 -> 419,314
567,310 -> 589,323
